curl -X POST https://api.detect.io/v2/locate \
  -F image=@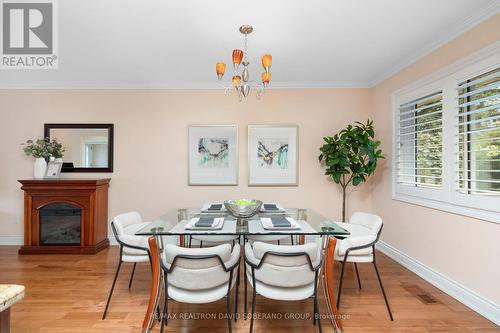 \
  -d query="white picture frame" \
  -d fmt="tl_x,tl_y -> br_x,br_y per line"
248,125 -> 298,186
45,161 -> 63,178
188,125 -> 238,186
